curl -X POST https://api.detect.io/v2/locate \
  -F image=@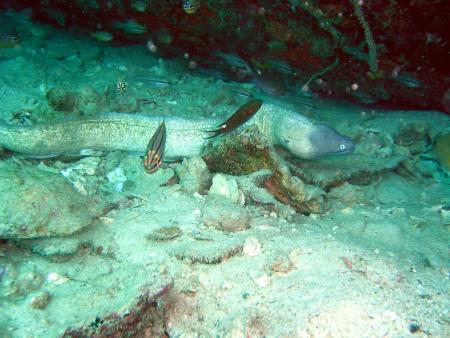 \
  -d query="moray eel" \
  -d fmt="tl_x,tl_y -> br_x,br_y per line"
0,103 -> 354,160
270,109 -> 355,159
